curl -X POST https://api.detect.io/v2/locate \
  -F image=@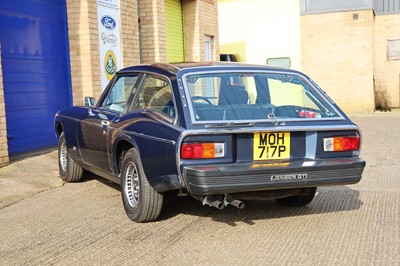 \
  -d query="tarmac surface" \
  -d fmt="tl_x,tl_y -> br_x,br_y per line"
0,112 -> 399,265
